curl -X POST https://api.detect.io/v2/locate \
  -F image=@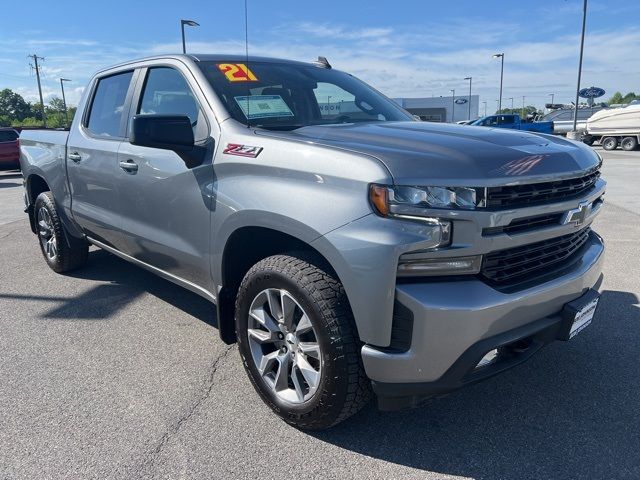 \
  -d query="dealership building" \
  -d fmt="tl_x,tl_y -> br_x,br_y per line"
392,95 -> 480,123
